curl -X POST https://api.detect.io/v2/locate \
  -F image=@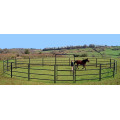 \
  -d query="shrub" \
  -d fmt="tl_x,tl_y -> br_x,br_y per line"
39,51 -> 42,54
89,44 -> 95,48
74,54 -> 80,57
74,53 -> 88,57
24,49 -> 30,54
80,53 -> 88,57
